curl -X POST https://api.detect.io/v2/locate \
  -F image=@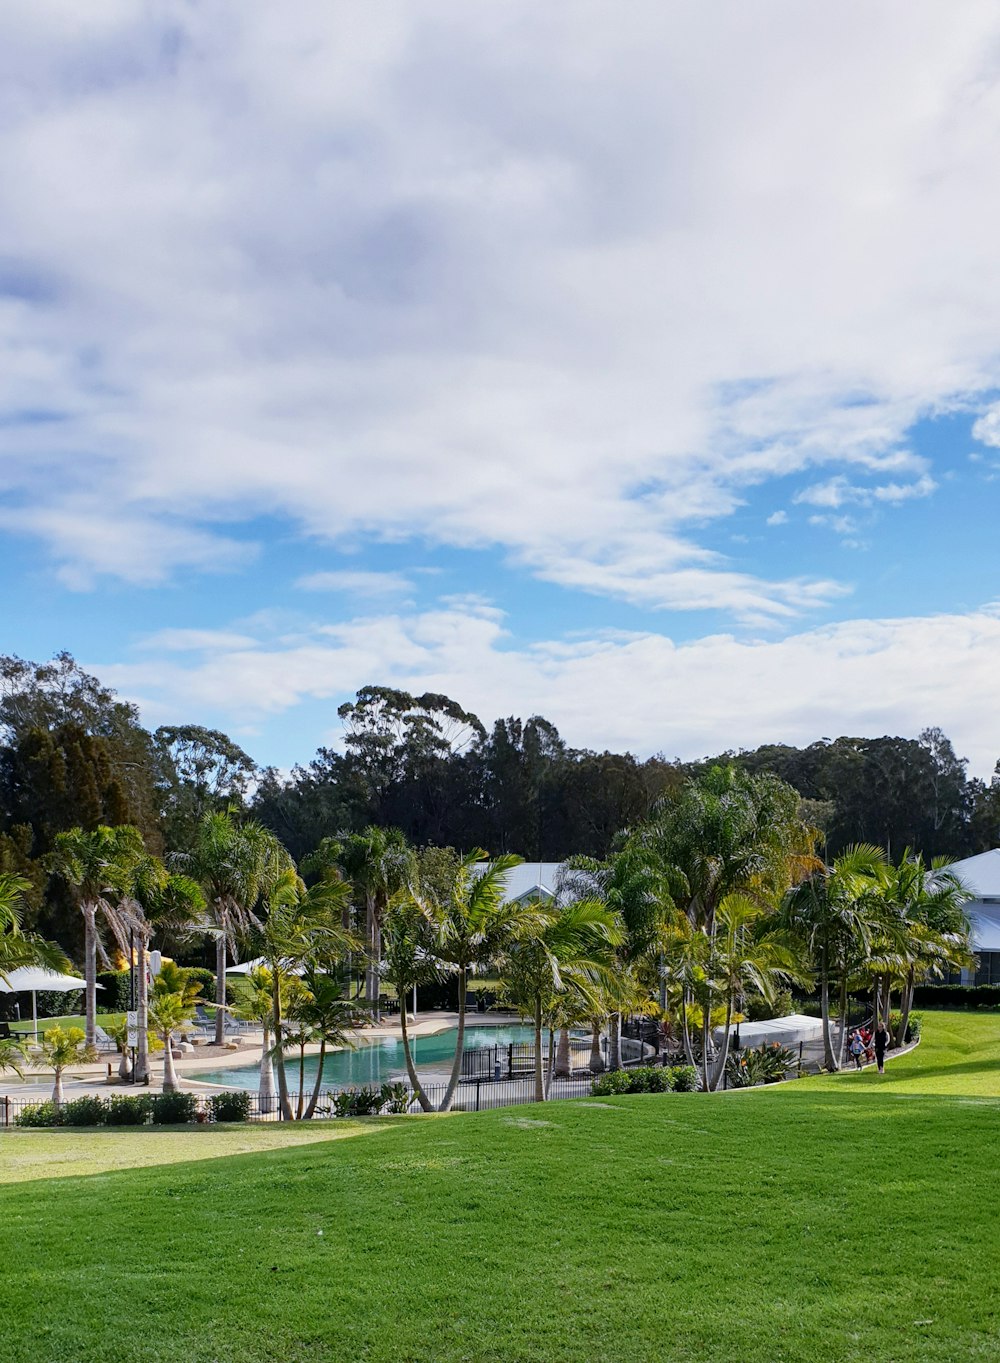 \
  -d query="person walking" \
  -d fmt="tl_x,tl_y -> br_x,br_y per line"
873,1021 -> 889,1075
849,1030 -> 865,1070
